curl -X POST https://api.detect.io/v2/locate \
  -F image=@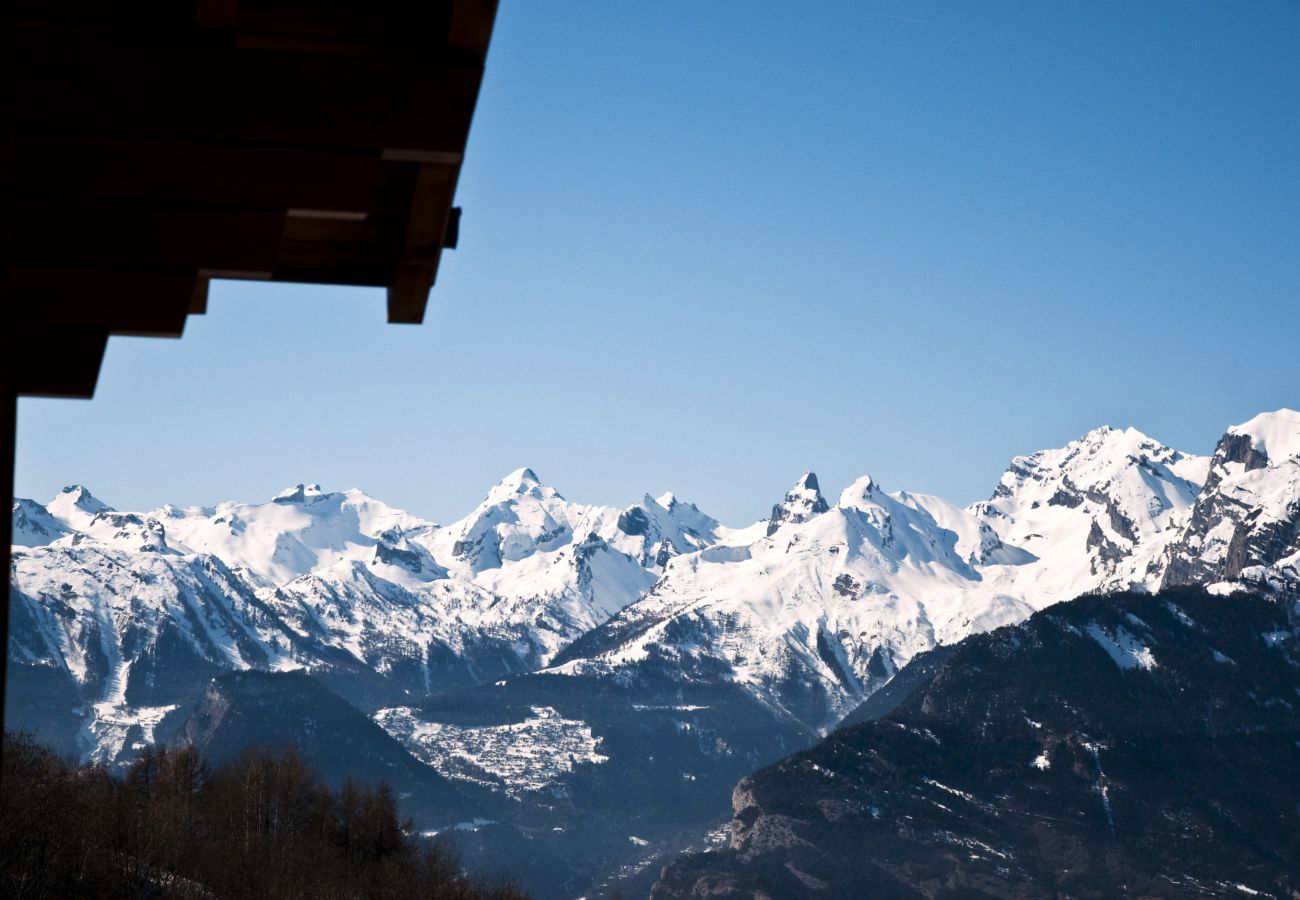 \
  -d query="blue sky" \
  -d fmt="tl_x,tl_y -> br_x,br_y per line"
16,1 -> 1300,526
